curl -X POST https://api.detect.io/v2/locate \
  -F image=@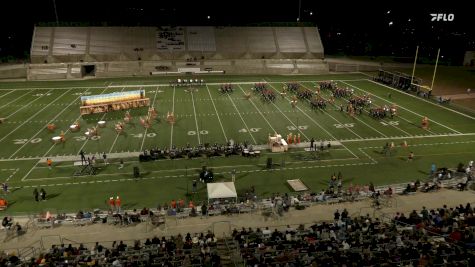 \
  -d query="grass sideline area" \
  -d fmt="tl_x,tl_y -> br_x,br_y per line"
0,73 -> 474,214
